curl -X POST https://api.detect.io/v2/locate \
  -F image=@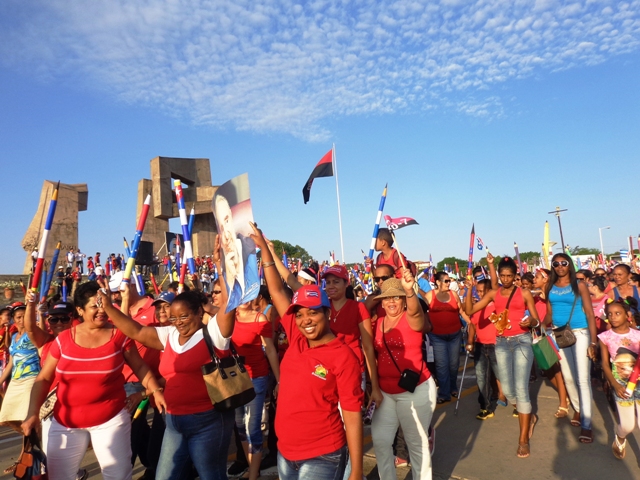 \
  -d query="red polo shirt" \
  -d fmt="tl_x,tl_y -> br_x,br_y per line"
276,311 -> 363,461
